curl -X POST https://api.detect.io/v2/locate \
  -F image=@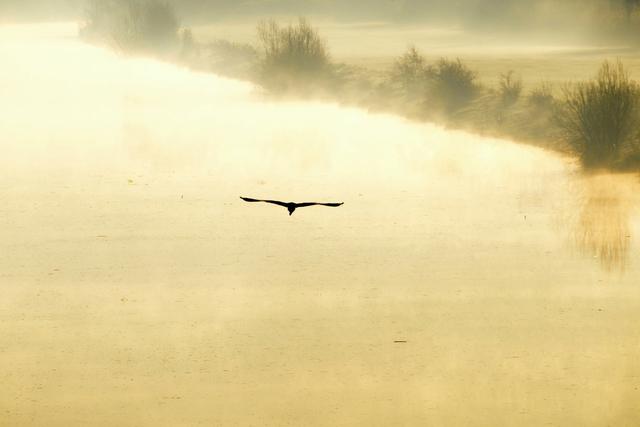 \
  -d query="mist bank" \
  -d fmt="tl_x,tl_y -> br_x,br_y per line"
6,0 -> 640,45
